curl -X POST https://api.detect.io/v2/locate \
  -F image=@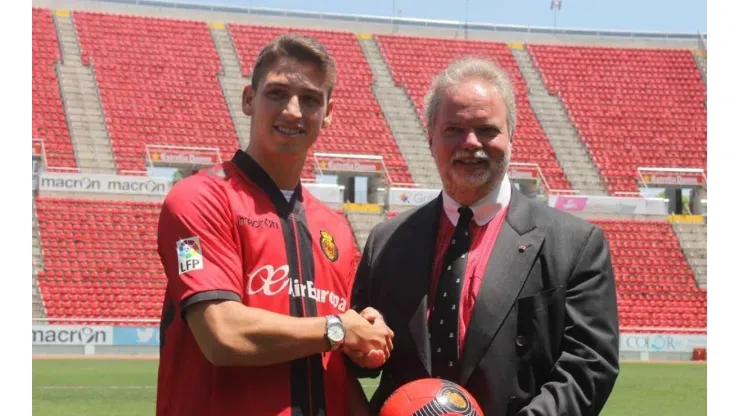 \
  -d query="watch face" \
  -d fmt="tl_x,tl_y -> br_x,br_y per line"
328,324 -> 345,342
